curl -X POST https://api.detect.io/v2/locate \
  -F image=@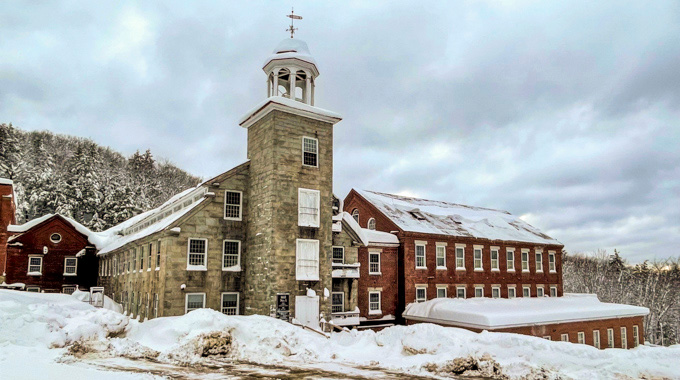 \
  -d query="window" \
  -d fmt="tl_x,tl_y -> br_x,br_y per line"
28,256 -> 42,275
474,286 -> 484,298
221,293 -> 239,315
187,238 -> 207,270
523,286 -> 531,297
351,209 -> 359,223
456,286 -> 466,298
62,285 -> 76,295
367,218 -> 376,230
506,249 -> 515,271
492,286 -> 500,298
224,190 -> 243,220
64,257 -> 77,276
549,251 -> 556,272
331,292 -> 344,313
508,286 -> 517,298
132,248 -> 137,272
302,136 -> 318,167
436,286 -> 447,298
633,325 -> 639,347
607,328 -> 614,348
473,246 -> 483,271
140,246 -> 145,270
148,243 -> 152,271
535,251 -> 543,272
369,251 -> 381,274
537,286 -> 545,297
490,248 -> 499,270
153,293 -> 159,318
50,233 -> 62,243
415,286 -> 427,302
223,240 -> 241,270
368,291 -> 381,314
561,334 -> 569,342
455,246 -> 465,269
543,336 -> 551,340
332,246 -> 344,264
298,188 -> 320,227
296,239 -> 319,281
521,249 -> 529,271
550,286 -> 558,297
185,293 -> 206,314
436,244 -> 446,268
26,286 -> 40,292
156,240 -> 161,269
593,330 -> 601,349
415,243 -> 426,269
621,327 -> 627,349
578,332 -> 585,344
